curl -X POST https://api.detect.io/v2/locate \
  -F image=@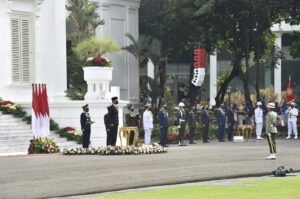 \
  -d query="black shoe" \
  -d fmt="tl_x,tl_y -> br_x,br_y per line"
163,145 -> 169,147
219,139 -> 225,142
189,142 -> 196,144
228,139 -> 233,141
203,141 -> 210,143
